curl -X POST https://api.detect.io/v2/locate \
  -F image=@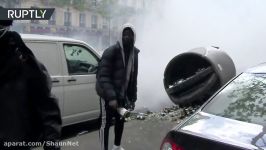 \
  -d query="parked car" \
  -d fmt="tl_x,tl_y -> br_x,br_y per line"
161,63 -> 266,150
22,34 -> 101,126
